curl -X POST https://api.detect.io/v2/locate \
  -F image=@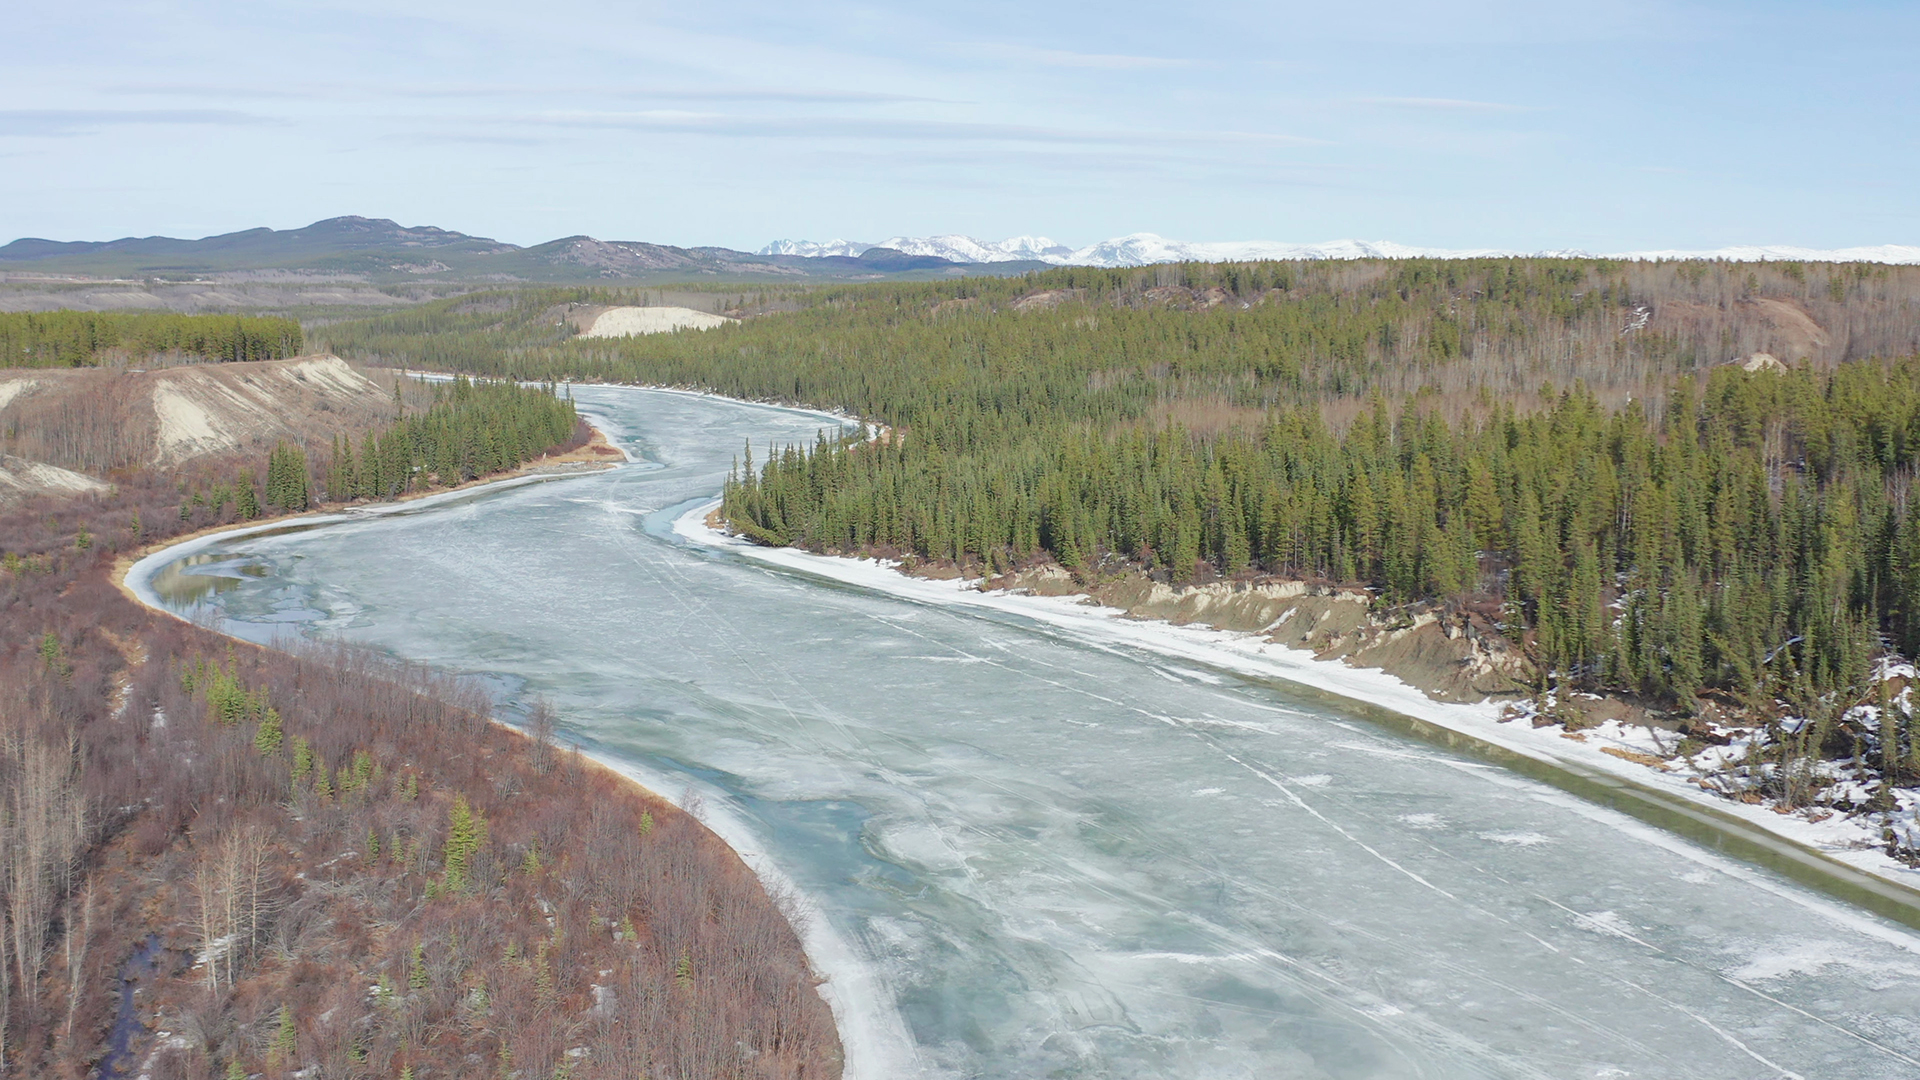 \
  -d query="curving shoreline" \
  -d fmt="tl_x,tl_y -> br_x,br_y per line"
114,407 -> 893,1079
675,497 -> 1920,933
115,379 -> 1920,1074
